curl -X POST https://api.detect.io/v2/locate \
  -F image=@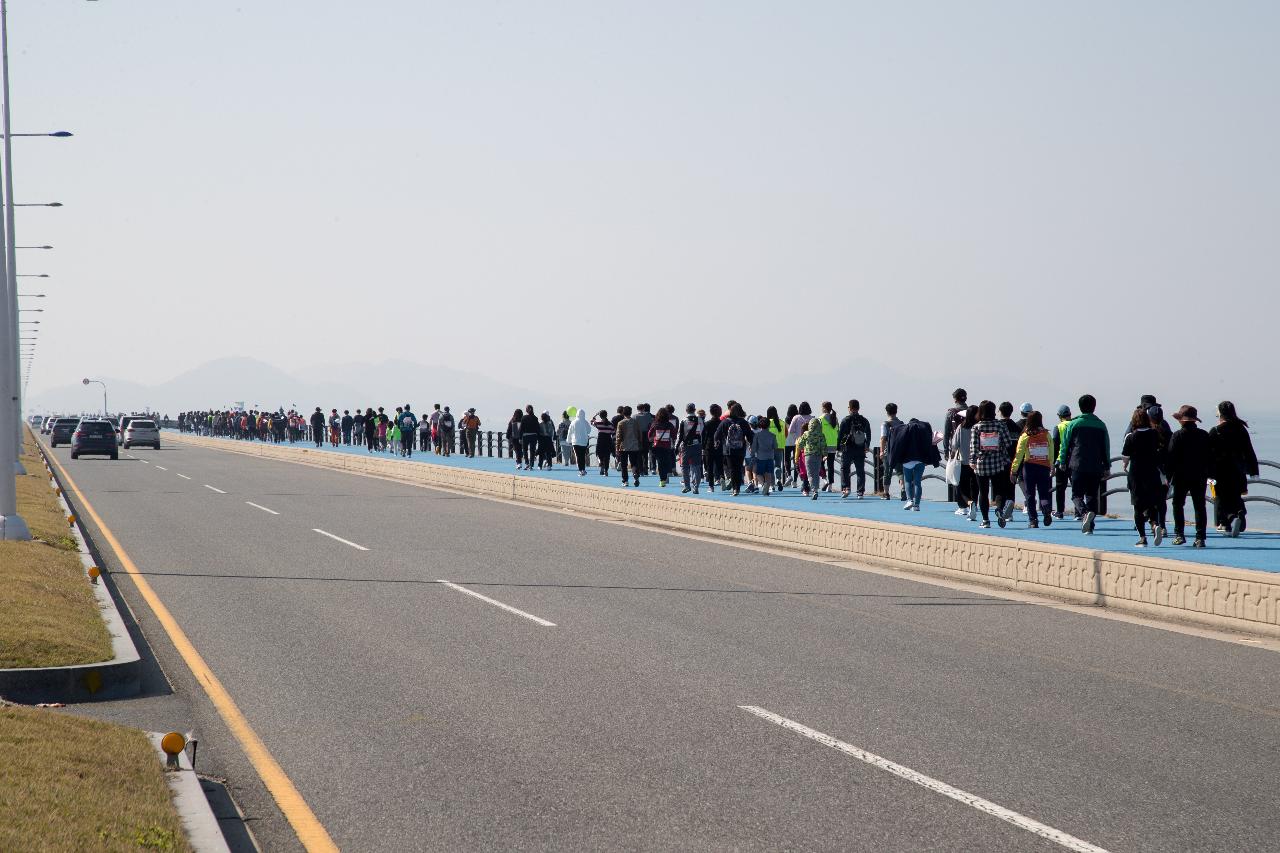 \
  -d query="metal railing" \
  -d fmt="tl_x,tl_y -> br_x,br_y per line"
1102,456 -> 1279,512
